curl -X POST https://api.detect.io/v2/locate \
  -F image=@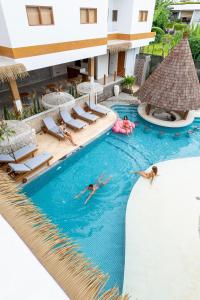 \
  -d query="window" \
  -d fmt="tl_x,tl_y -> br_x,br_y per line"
80,8 -> 97,24
26,6 -> 54,26
139,10 -> 148,22
112,10 -> 118,22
